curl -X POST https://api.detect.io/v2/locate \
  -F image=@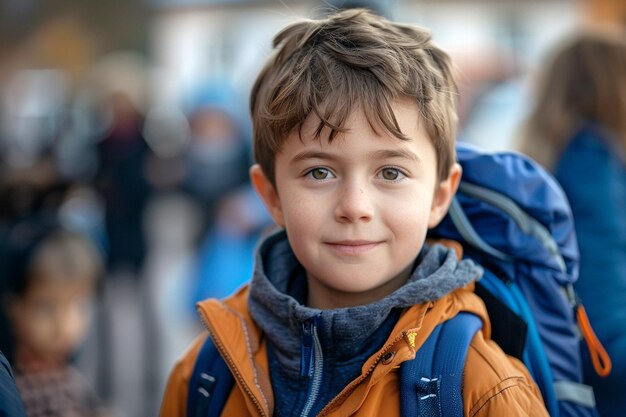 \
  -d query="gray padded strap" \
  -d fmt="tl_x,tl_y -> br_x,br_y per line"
554,381 -> 596,408
448,197 -> 512,262
457,182 -> 567,272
